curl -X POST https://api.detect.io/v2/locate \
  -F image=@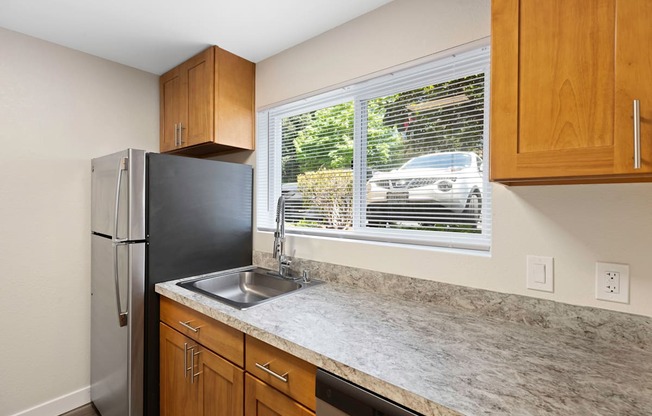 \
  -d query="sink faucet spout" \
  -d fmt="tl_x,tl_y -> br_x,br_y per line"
273,196 -> 291,277
273,196 -> 285,258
